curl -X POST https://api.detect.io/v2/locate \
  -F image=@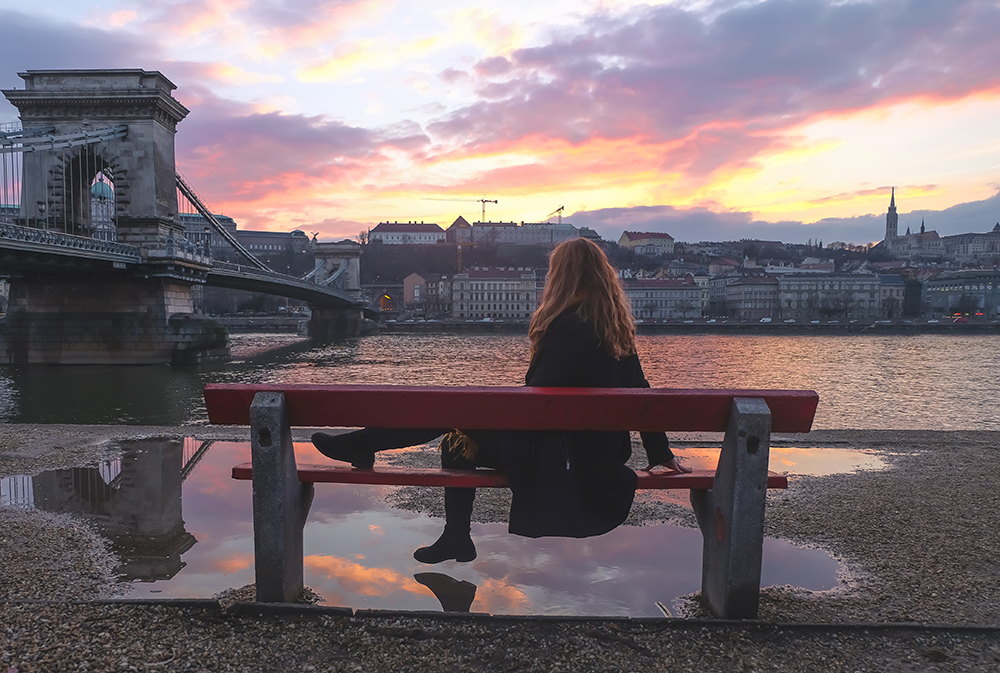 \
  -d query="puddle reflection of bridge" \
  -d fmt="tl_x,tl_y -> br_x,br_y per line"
0,437 -> 209,581
0,69 -> 366,364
